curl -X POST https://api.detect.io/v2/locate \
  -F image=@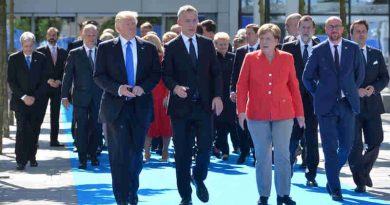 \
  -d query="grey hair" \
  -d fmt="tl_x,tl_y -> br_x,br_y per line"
20,31 -> 35,44
177,5 -> 198,18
